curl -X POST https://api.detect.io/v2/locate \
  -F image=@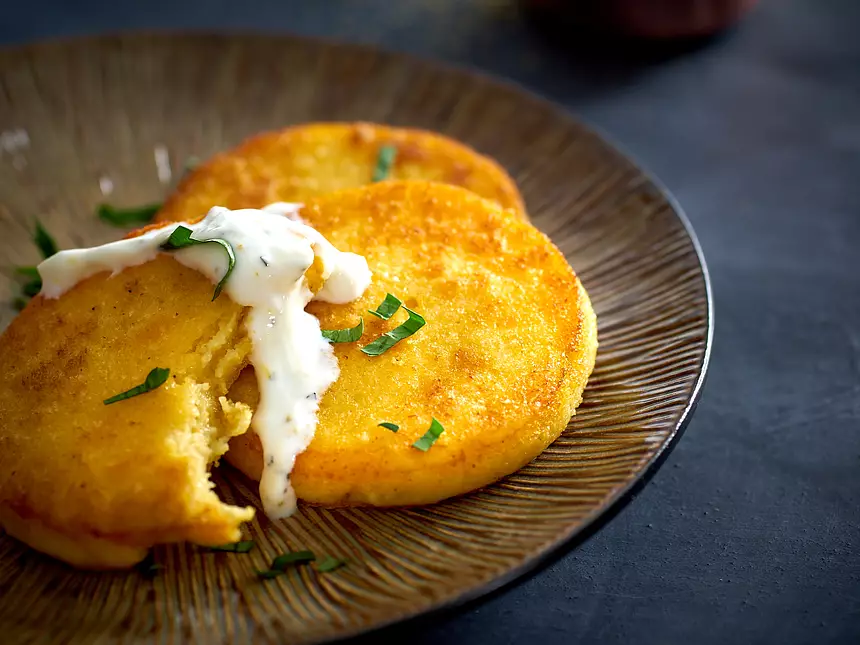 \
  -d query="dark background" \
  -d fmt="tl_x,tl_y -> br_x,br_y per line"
2,1 -> 859,643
